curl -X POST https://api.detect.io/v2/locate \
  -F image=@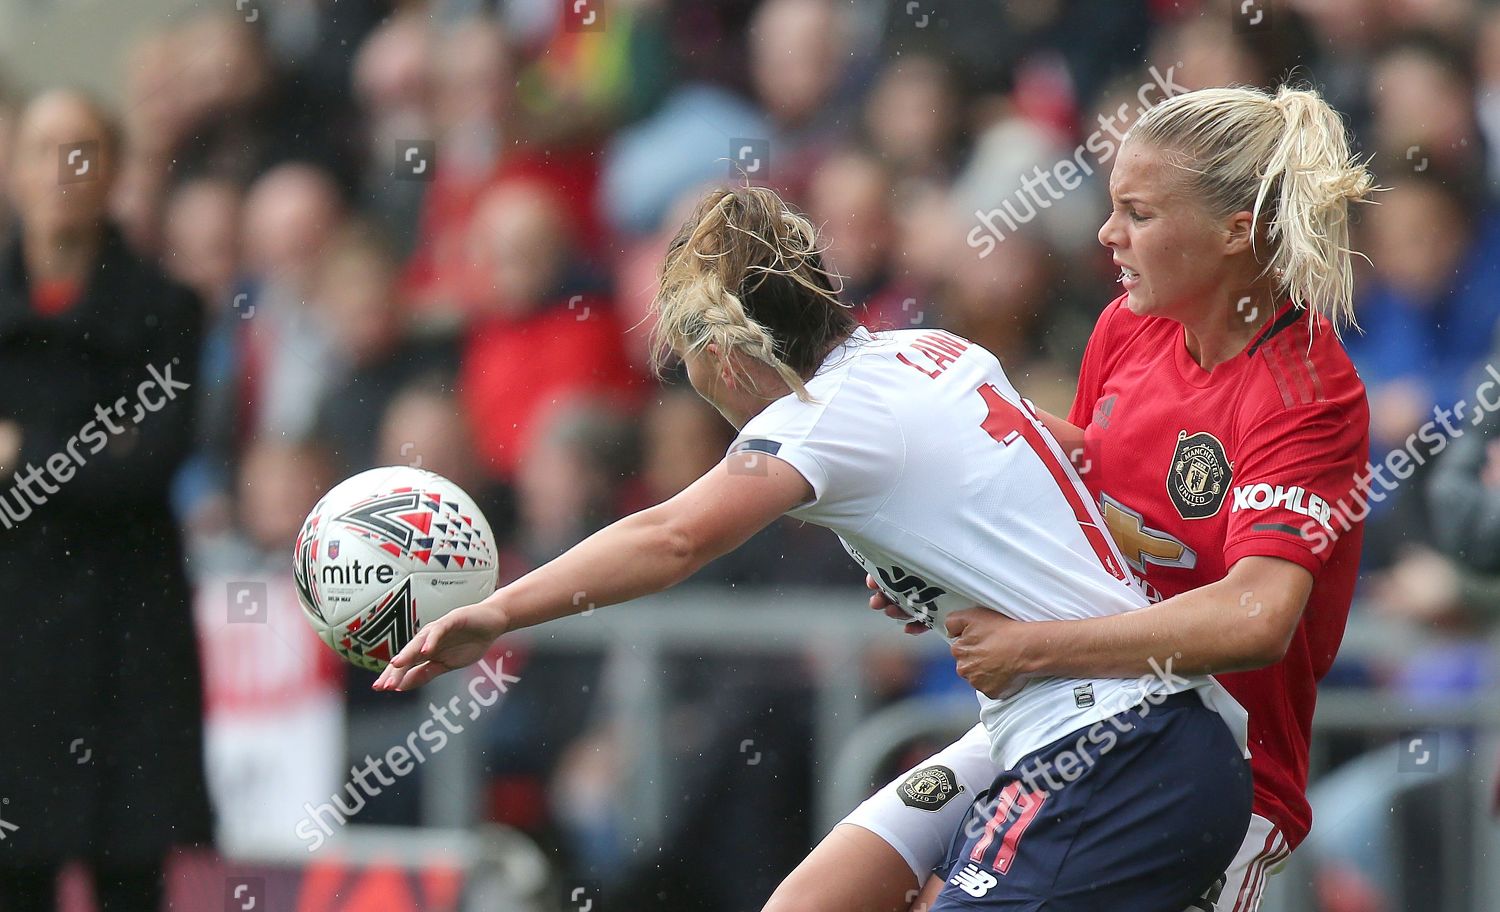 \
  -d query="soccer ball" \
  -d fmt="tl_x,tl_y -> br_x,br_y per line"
293,466 -> 499,671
